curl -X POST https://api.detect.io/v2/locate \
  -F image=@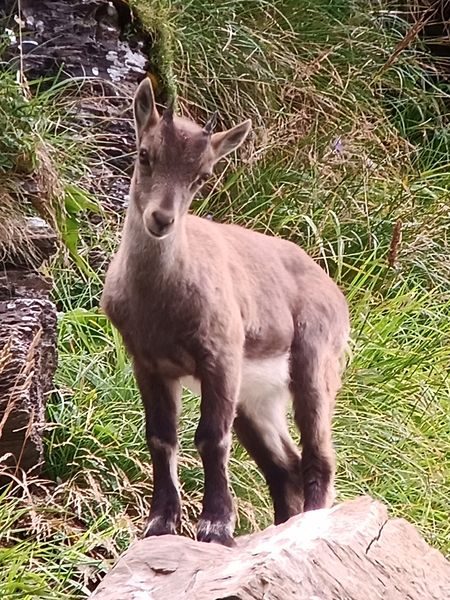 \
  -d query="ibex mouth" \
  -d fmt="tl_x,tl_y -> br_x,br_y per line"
145,226 -> 173,240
